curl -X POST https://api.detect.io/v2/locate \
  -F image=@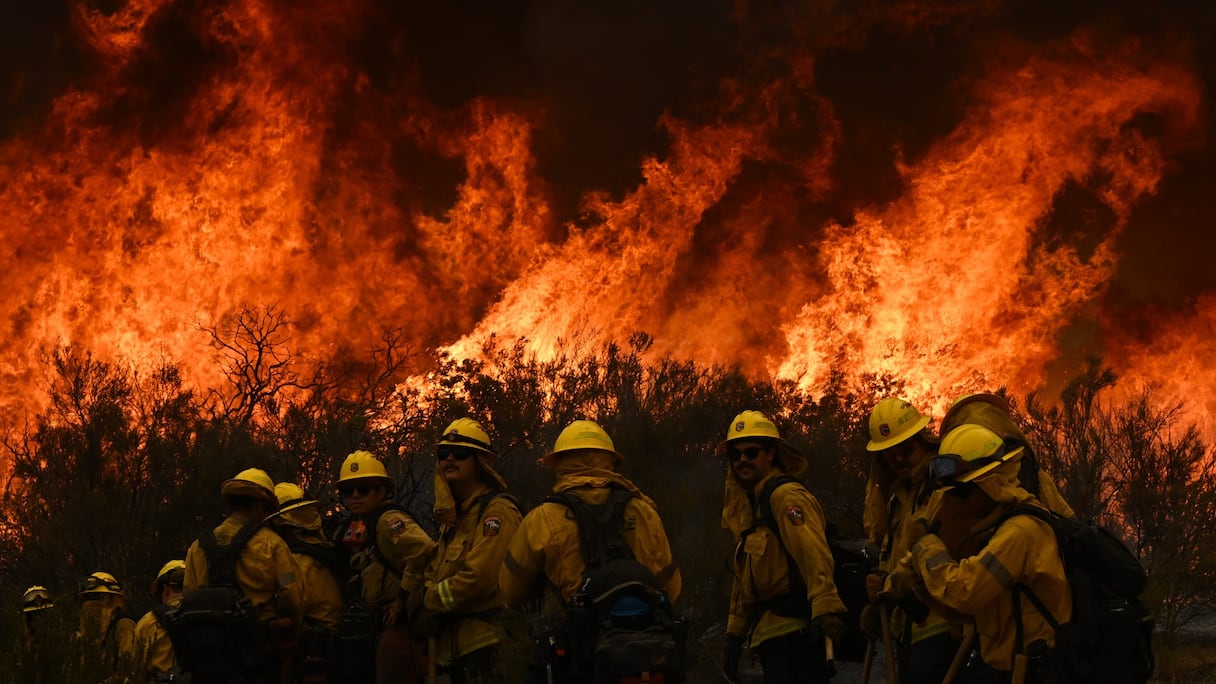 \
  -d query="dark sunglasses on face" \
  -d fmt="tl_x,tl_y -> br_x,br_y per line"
338,483 -> 374,498
436,447 -> 475,462
728,446 -> 767,462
